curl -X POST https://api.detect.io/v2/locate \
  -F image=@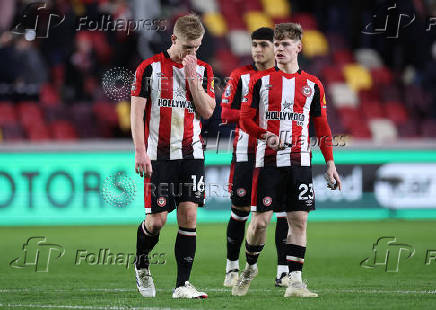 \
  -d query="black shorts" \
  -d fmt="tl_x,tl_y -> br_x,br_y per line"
228,155 -> 255,207
144,159 -> 205,214
251,165 -> 315,213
